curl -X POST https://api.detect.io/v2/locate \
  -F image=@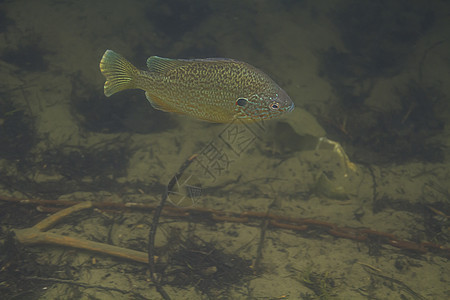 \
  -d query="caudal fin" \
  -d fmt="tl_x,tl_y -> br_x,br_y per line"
99,50 -> 139,97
